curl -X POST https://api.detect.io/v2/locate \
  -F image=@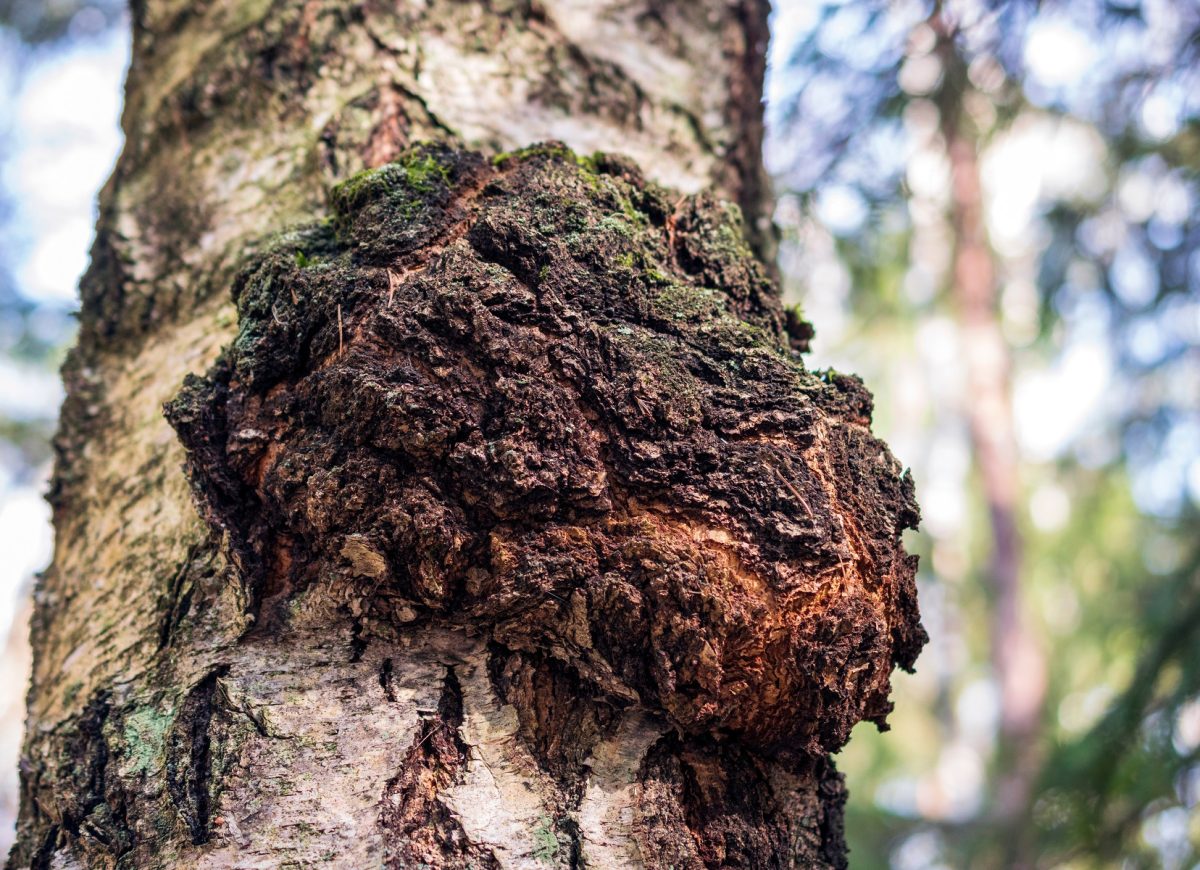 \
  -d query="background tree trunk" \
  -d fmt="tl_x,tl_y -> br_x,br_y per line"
9,2 -> 923,868
932,5 -> 1046,856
